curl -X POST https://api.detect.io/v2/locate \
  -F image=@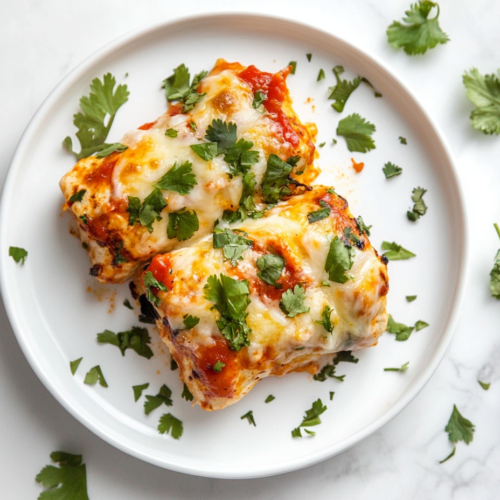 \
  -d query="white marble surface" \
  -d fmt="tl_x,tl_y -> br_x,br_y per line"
1,0 -> 500,497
